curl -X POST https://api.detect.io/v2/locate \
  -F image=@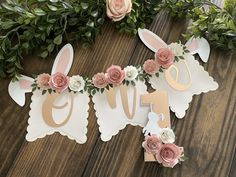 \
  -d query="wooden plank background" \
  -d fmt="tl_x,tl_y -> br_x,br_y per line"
0,0 -> 235,176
